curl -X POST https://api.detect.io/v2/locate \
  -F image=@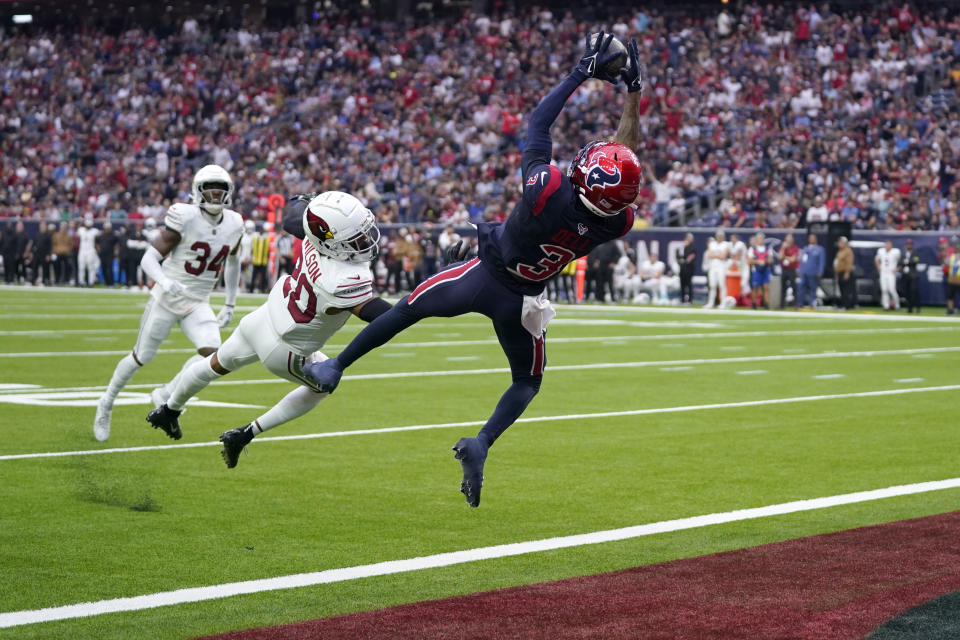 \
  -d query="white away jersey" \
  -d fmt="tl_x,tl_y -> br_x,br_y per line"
876,247 -> 901,274
266,239 -> 374,355
77,227 -> 99,254
152,203 -> 244,314
707,239 -> 730,271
